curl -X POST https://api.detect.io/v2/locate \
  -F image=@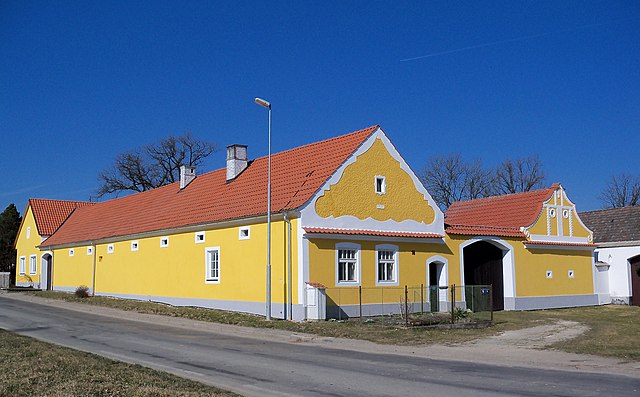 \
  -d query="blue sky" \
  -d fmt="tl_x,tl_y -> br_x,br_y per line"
1,1 -> 638,215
